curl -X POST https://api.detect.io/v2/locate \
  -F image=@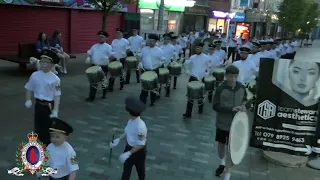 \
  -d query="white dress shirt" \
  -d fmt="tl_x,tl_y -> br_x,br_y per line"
138,46 -> 164,70
111,38 -> 130,60
285,43 -> 294,54
25,71 -> 61,101
87,43 -> 115,65
279,44 -> 287,55
48,142 -> 79,178
233,59 -> 258,85
207,53 -> 222,69
215,49 -> 226,62
125,117 -> 147,146
178,36 -> 188,48
160,44 -> 175,66
172,44 -> 183,56
221,38 -> 228,48
248,52 -> 262,67
227,38 -> 237,47
185,53 -> 211,80
128,35 -> 144,53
